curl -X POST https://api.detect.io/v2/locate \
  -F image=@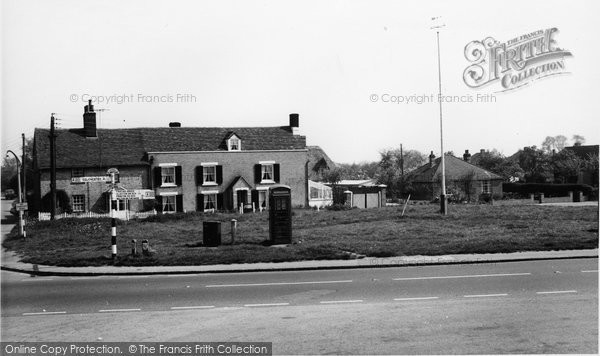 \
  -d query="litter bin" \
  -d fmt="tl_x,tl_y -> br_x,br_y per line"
203,221 -> 221,247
